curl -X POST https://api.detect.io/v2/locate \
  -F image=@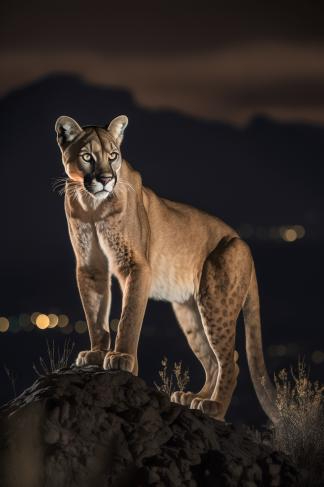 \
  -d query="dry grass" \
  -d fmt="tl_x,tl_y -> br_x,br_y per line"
33,339 -> 75,377
3,365 -> 17,398
272,359 -> 324,486
154,356 -> 190,396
